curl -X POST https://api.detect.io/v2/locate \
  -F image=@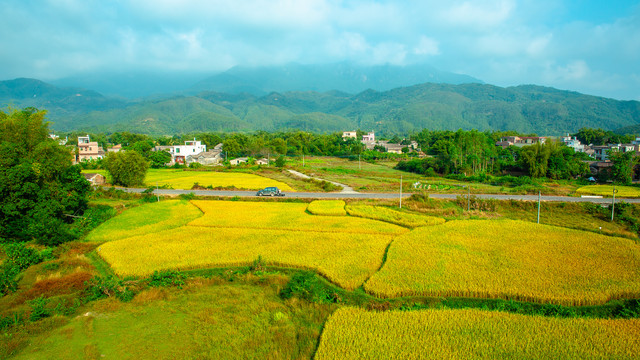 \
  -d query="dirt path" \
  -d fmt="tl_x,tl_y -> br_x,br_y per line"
287,169 -> 359,194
